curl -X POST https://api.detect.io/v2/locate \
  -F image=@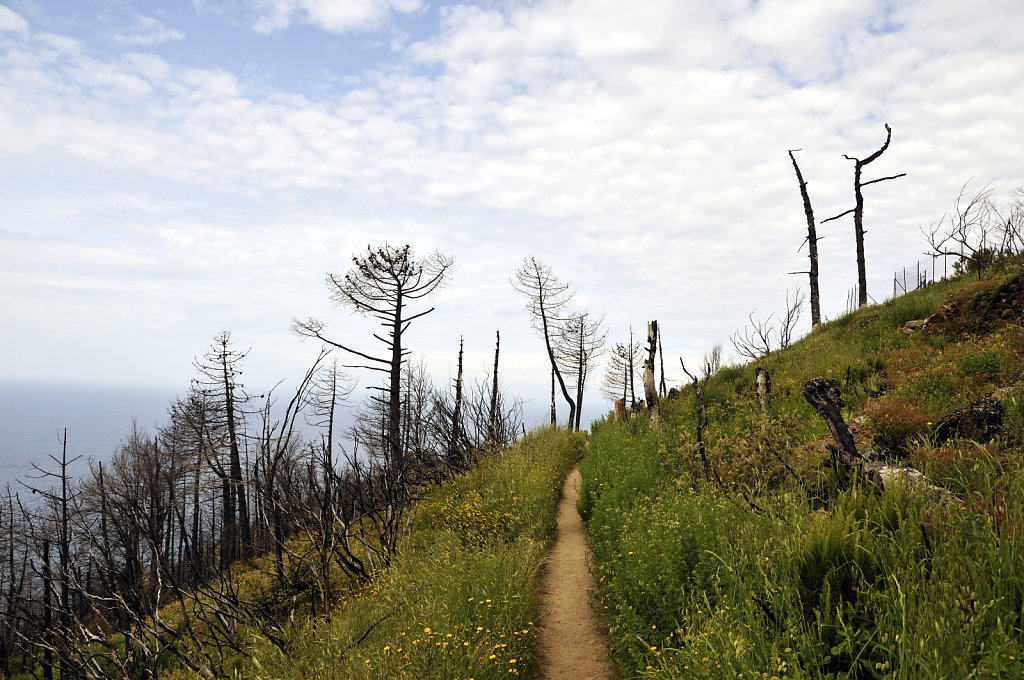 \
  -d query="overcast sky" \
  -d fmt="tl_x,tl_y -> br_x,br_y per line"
2,0 -> 1022,428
